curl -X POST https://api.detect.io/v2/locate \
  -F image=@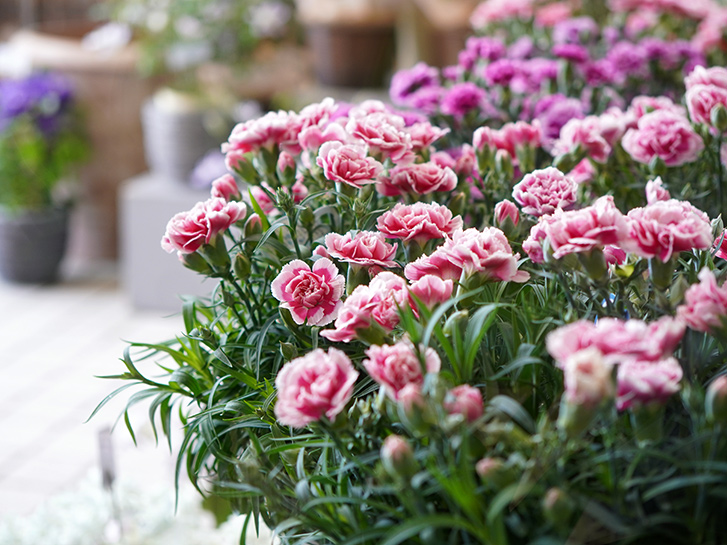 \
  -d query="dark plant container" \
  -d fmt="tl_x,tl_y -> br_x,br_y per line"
306,23 -> 396,88
0,207 -> 69,284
